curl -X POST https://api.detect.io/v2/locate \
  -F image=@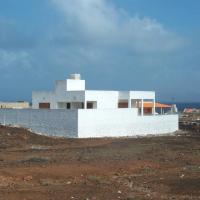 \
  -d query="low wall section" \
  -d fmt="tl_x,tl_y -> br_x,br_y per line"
0,109 -> 78,137
0,109 -> 179,138
78,109 -> 179,138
